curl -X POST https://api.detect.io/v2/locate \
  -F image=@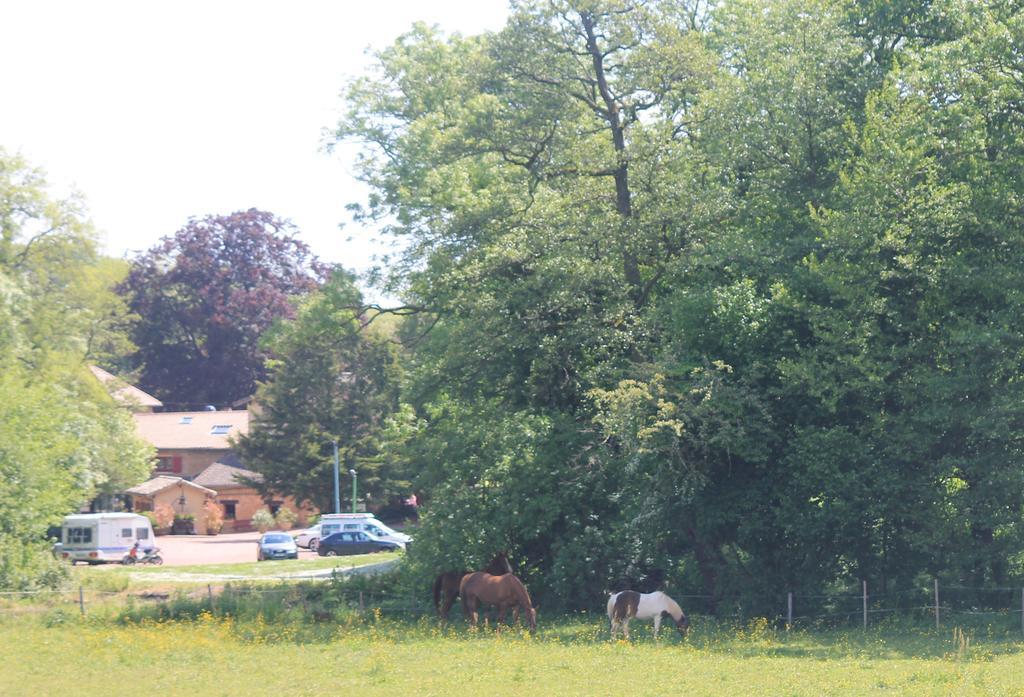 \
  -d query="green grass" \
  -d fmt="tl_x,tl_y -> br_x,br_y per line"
69,552 -> 400,591
1,608 -> 1023,695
